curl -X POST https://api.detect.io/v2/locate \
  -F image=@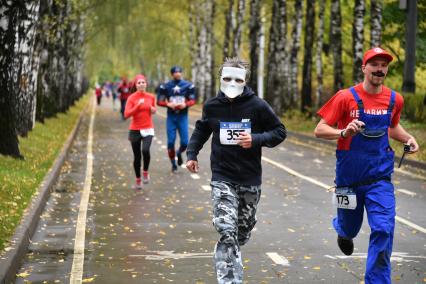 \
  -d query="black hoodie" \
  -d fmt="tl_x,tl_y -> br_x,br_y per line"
187,87 -> 287,186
